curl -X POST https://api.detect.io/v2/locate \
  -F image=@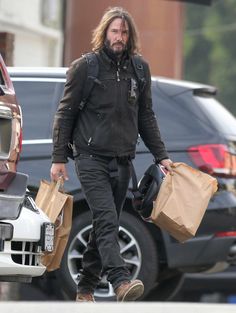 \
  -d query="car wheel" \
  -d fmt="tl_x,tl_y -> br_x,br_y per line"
57,210 -> 159,301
